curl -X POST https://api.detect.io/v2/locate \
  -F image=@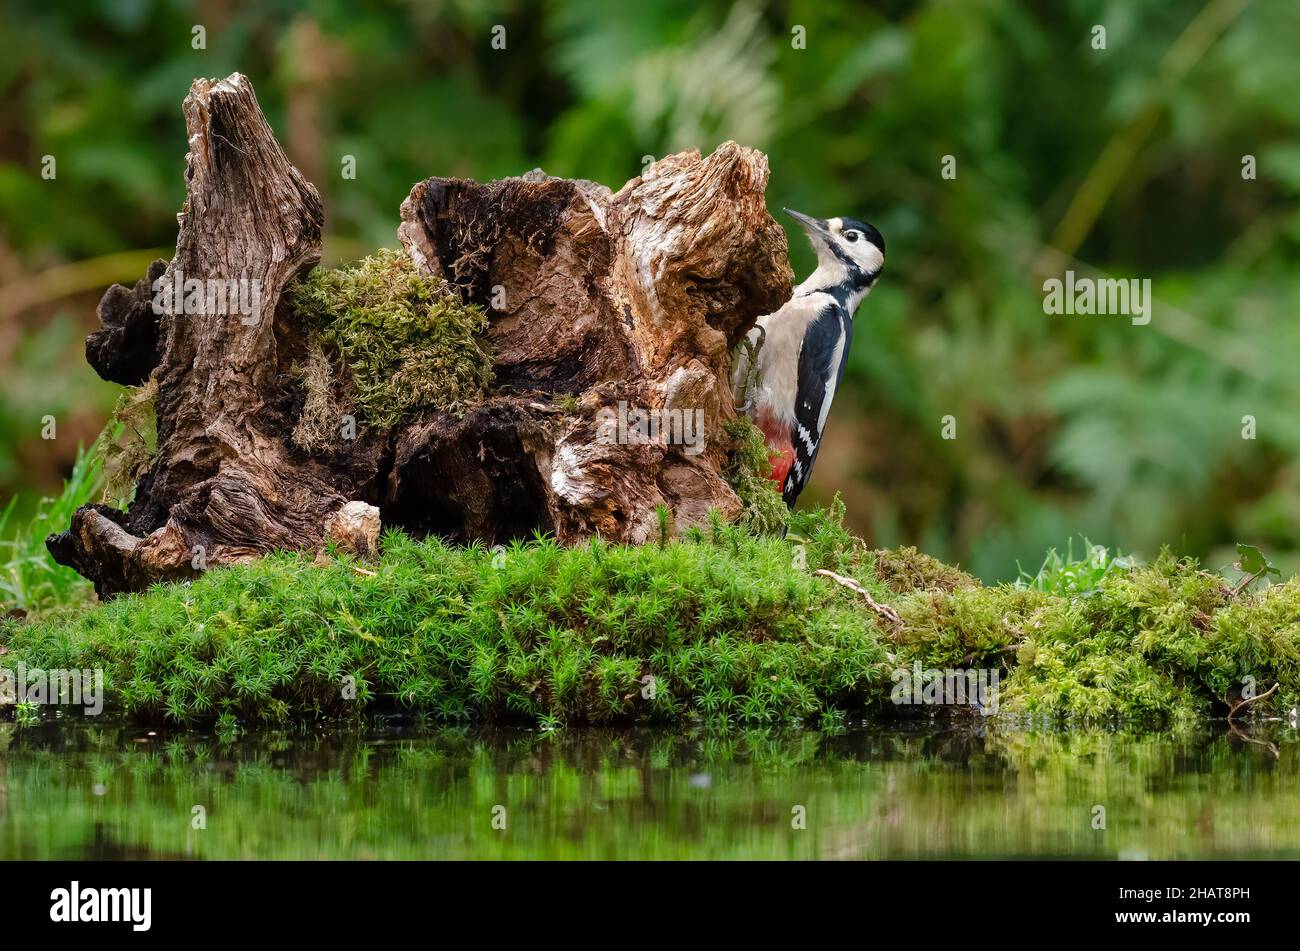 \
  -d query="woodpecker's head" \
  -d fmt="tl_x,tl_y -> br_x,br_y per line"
784,208 -> 885,287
